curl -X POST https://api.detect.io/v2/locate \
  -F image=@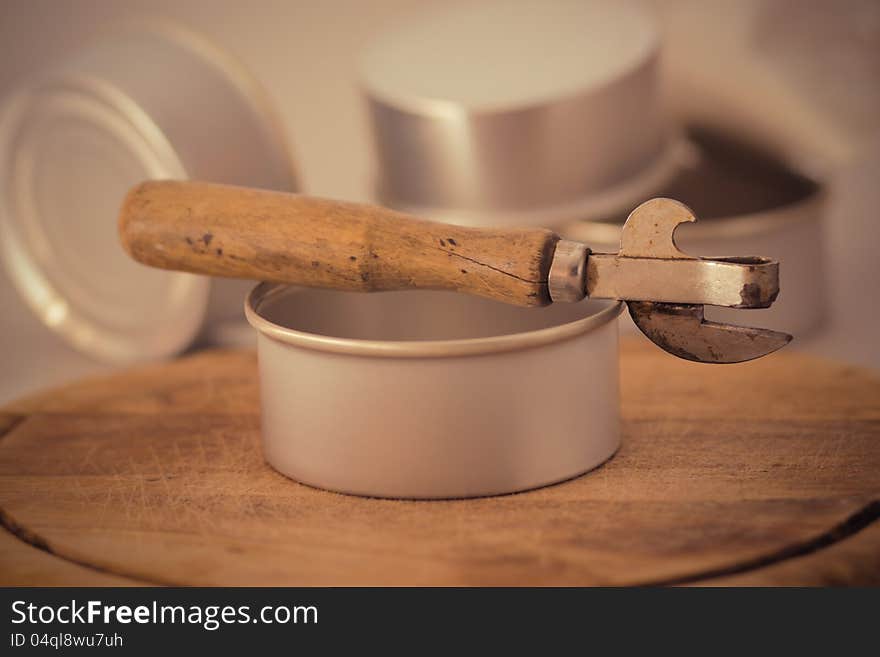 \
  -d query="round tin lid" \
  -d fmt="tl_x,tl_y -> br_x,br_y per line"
362,0 -> 657,112
0,23 -> 294,364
